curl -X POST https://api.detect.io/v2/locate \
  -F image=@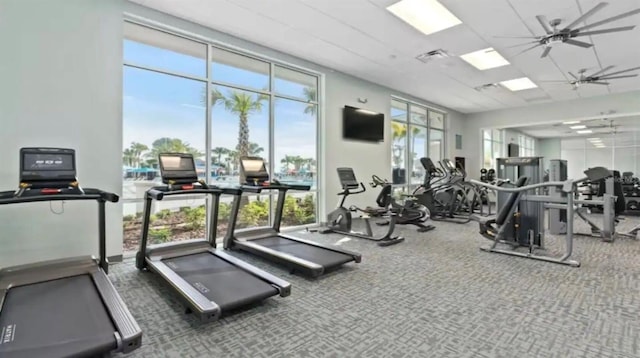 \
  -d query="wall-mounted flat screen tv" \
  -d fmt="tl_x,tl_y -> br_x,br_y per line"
343,106 -> 384,143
